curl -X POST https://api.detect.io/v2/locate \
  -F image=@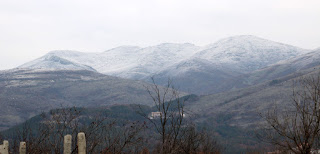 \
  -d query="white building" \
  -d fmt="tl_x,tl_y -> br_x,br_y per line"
149,112 -> 161,119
